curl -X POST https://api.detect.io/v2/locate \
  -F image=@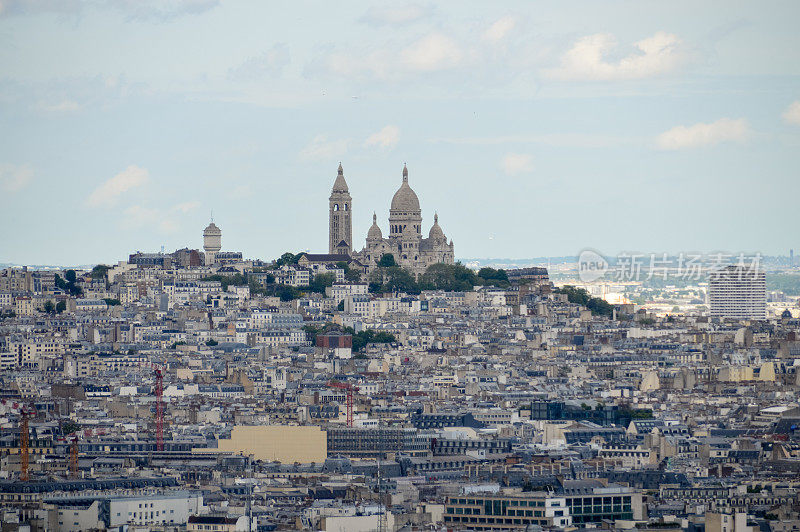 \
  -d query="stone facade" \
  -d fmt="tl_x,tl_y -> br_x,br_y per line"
328,164 -> 454,276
